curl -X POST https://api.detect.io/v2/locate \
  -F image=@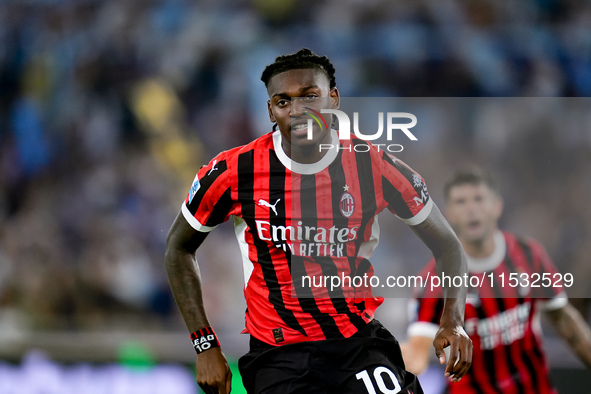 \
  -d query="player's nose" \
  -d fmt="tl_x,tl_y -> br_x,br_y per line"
290,99 -> 305,117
